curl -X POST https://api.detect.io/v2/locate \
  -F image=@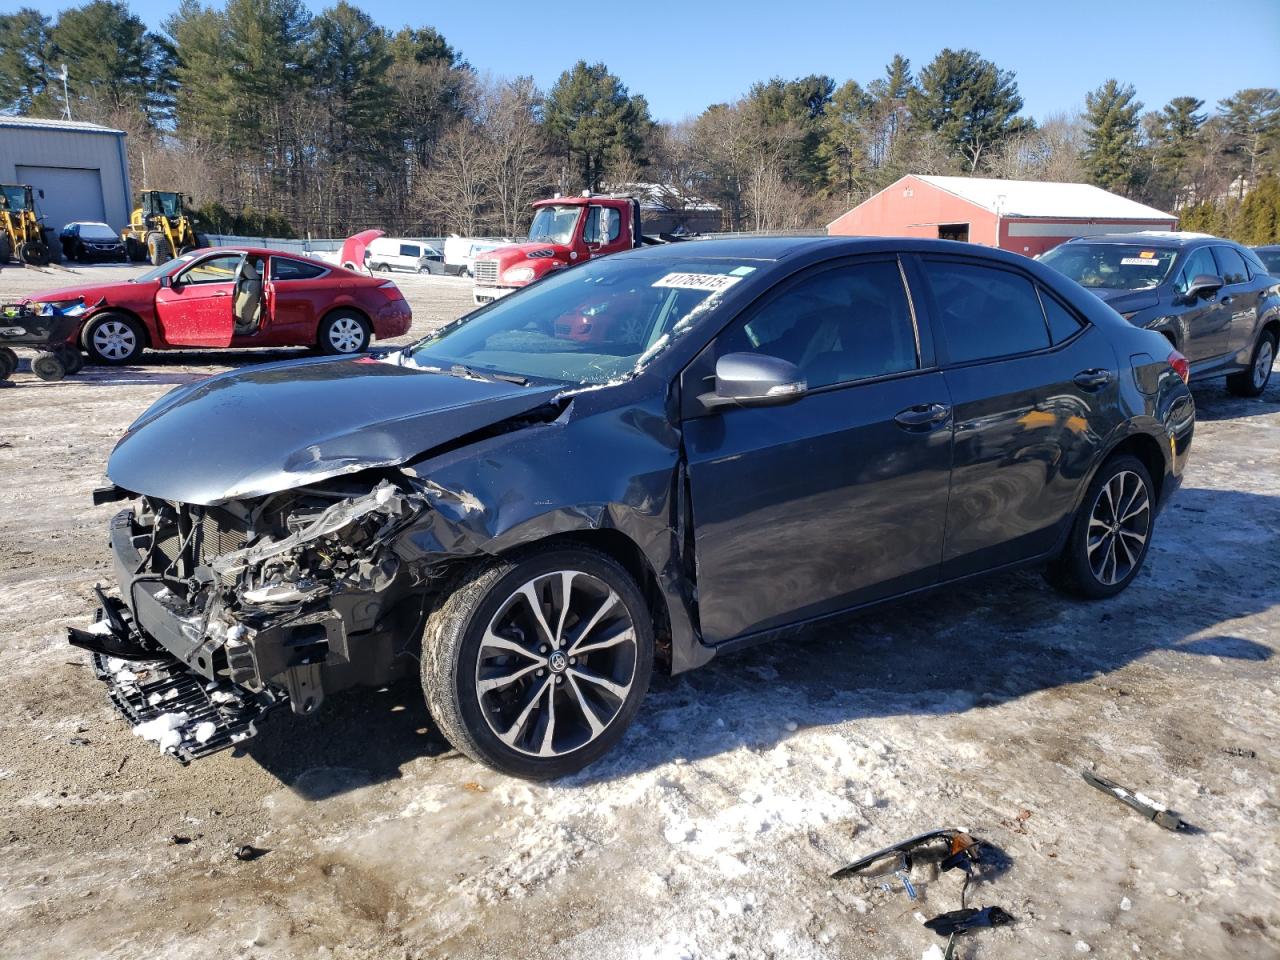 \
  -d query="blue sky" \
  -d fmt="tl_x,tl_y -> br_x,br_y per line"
26,0 -> 1280,121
